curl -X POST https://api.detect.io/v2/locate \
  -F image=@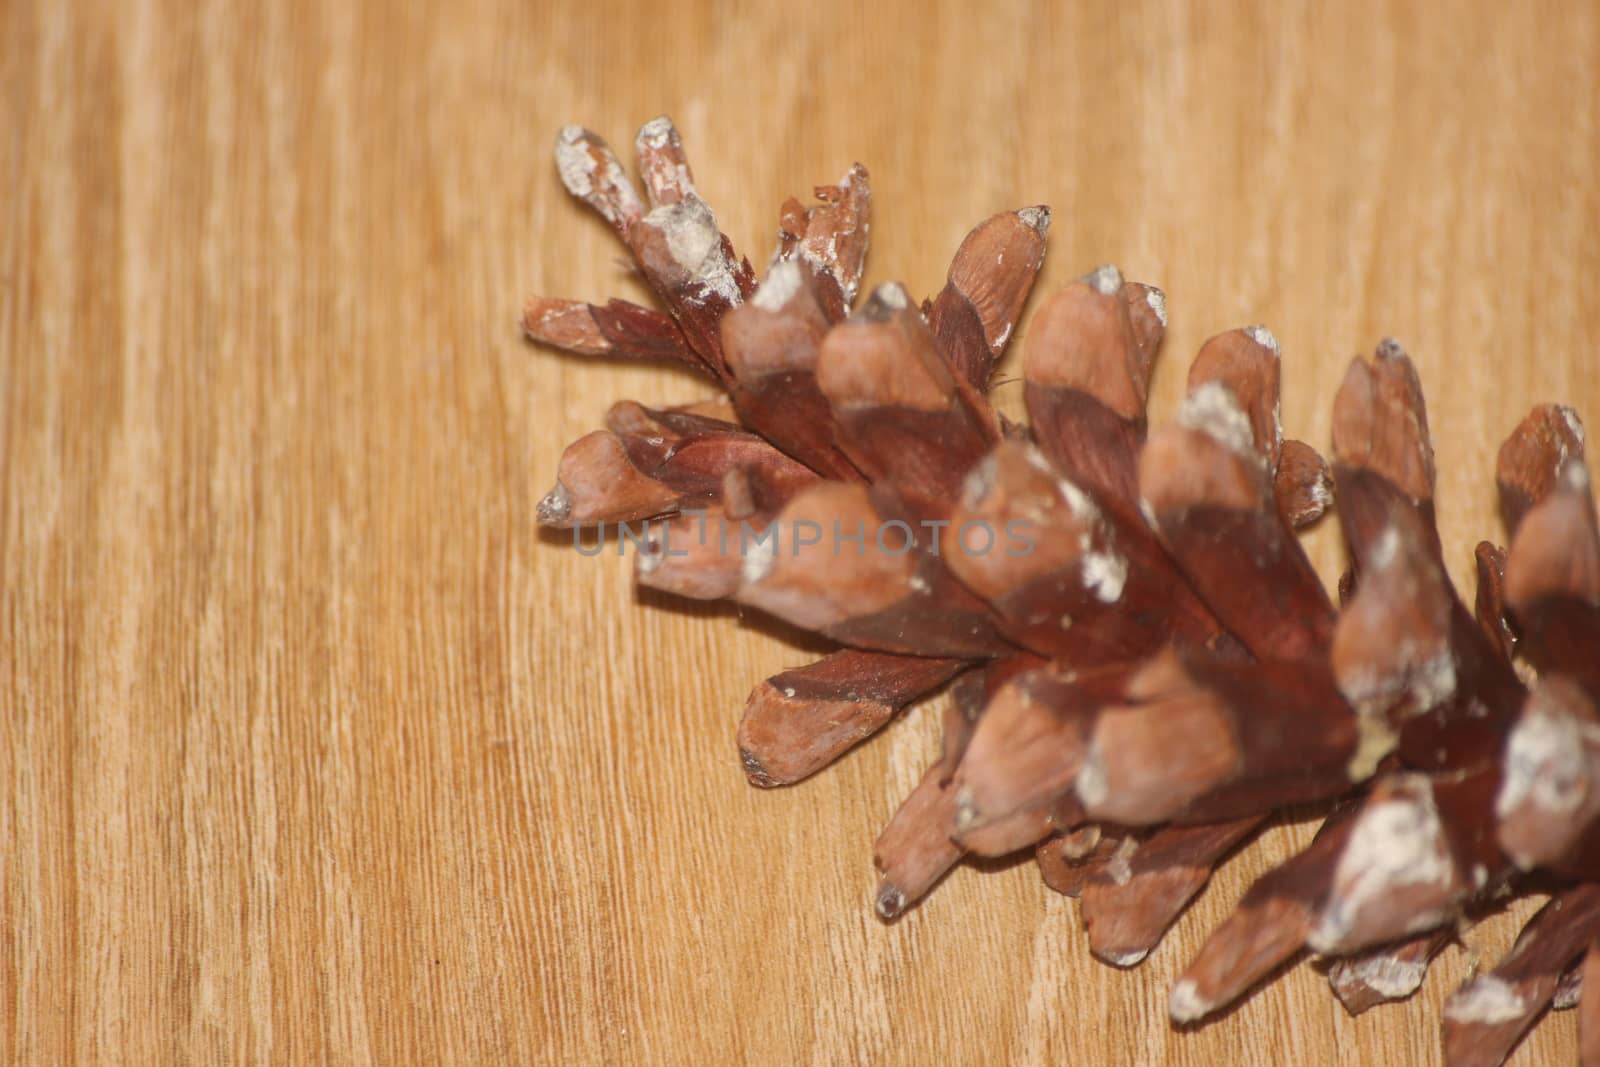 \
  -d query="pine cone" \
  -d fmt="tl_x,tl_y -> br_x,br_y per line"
526,117 -> 1600,1067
